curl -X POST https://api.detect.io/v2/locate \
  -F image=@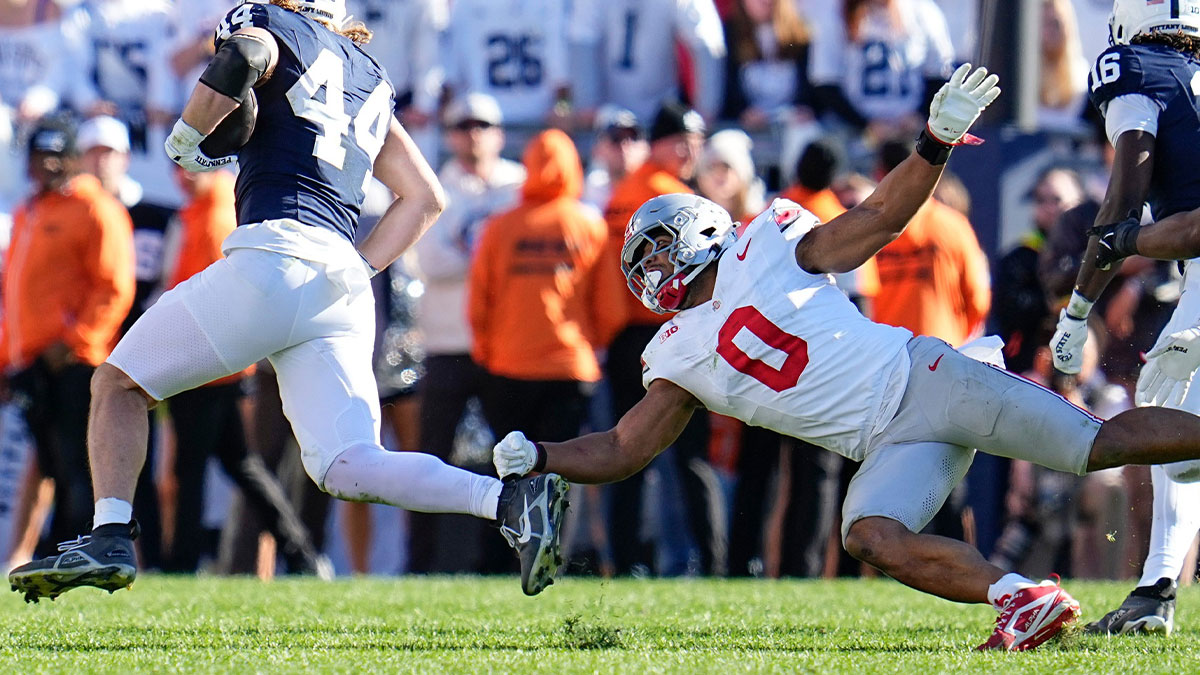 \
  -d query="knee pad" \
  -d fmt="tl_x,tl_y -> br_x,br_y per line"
314,442 -> 383,498
1164,459 -> 1200,483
